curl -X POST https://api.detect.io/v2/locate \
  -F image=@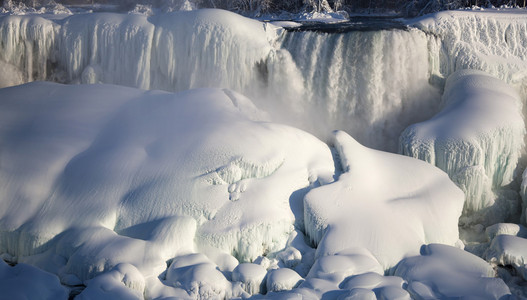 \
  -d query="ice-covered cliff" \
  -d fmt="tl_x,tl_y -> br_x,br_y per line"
400,70 -> 525,225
